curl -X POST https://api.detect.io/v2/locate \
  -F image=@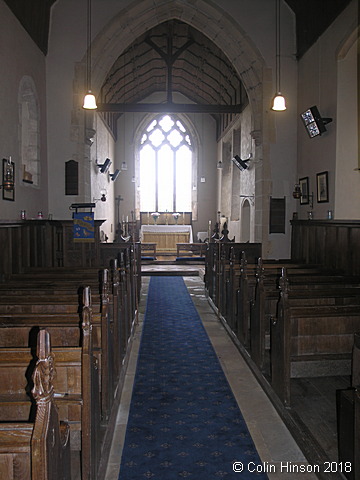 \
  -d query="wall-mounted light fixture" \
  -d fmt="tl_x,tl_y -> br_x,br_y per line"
96,158 -> 112,173
1,157 -> 15,191
232,154 -> 252,171
300,106 -> 332,138
271,0 -> 286,111
292,183 -> 301,199
217,160 -> 223,169
109,169 -> 120,182
121,161 -> 128,171
293,183 -> 313,208
93,189 -> 107,202
83,0 -> 97,109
